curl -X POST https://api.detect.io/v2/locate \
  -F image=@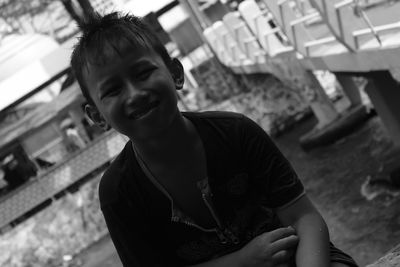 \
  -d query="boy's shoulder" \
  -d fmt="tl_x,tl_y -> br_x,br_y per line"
98,140 -> 133,206
183,110 -> 244,119
183,110 -> 257,132
183,111 -> 254,148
